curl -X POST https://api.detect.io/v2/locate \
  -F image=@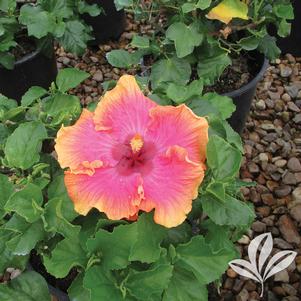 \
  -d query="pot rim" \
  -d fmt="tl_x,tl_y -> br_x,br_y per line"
0,48 -> 41,70
223,53 -> 269,98
14,48 -> 41,67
